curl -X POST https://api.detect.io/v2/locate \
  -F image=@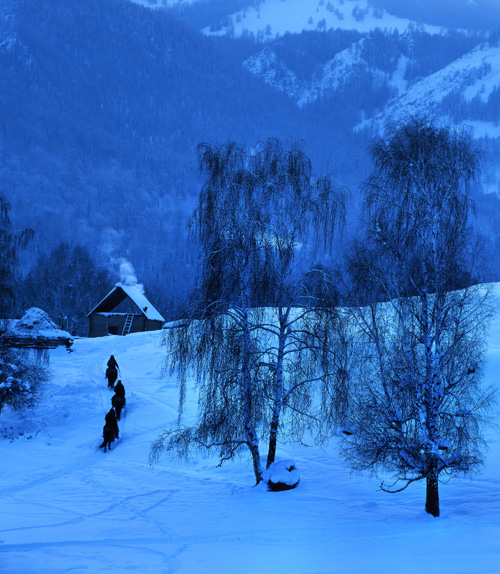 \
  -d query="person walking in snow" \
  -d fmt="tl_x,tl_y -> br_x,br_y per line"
107,355 -> 119,373
100,424 -> 115,452
114,379 -> 125,398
